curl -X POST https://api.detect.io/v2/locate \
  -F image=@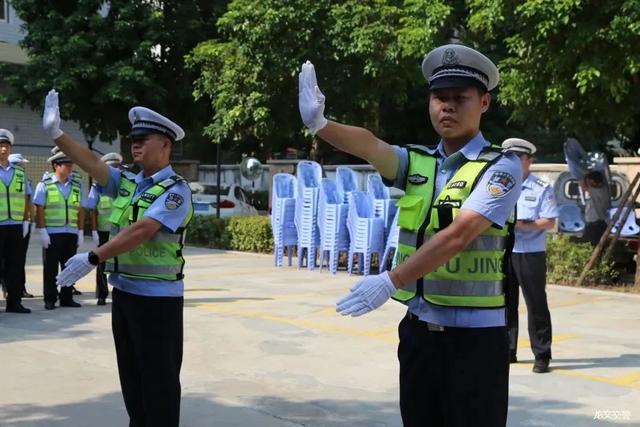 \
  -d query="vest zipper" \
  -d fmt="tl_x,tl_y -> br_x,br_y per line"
414,160 -> 439,296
